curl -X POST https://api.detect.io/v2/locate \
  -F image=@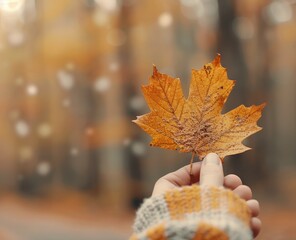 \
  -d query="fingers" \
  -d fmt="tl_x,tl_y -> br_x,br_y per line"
224,174 -> 242,190
251,217 -> 261,238
200,153 -> 224,187
247,199 -> 261,237
247,199 -> 260,217
200,156 -> 261,237
233,185 -> 252,200
231,184 -> 260,238
152,161 -> 202,196
162,161 -> 202,186
224,172 -> 260,232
